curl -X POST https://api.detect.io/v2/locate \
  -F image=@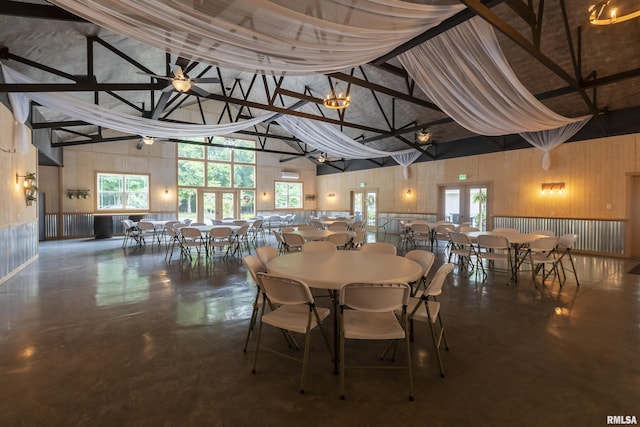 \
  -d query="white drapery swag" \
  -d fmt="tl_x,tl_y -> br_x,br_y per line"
276,105 -> 420,167
398,17 -> 591,168
2,67 -> 30,153
1,63 -> 277,140
48,0 -> 464,75
520,118 -> 590,170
